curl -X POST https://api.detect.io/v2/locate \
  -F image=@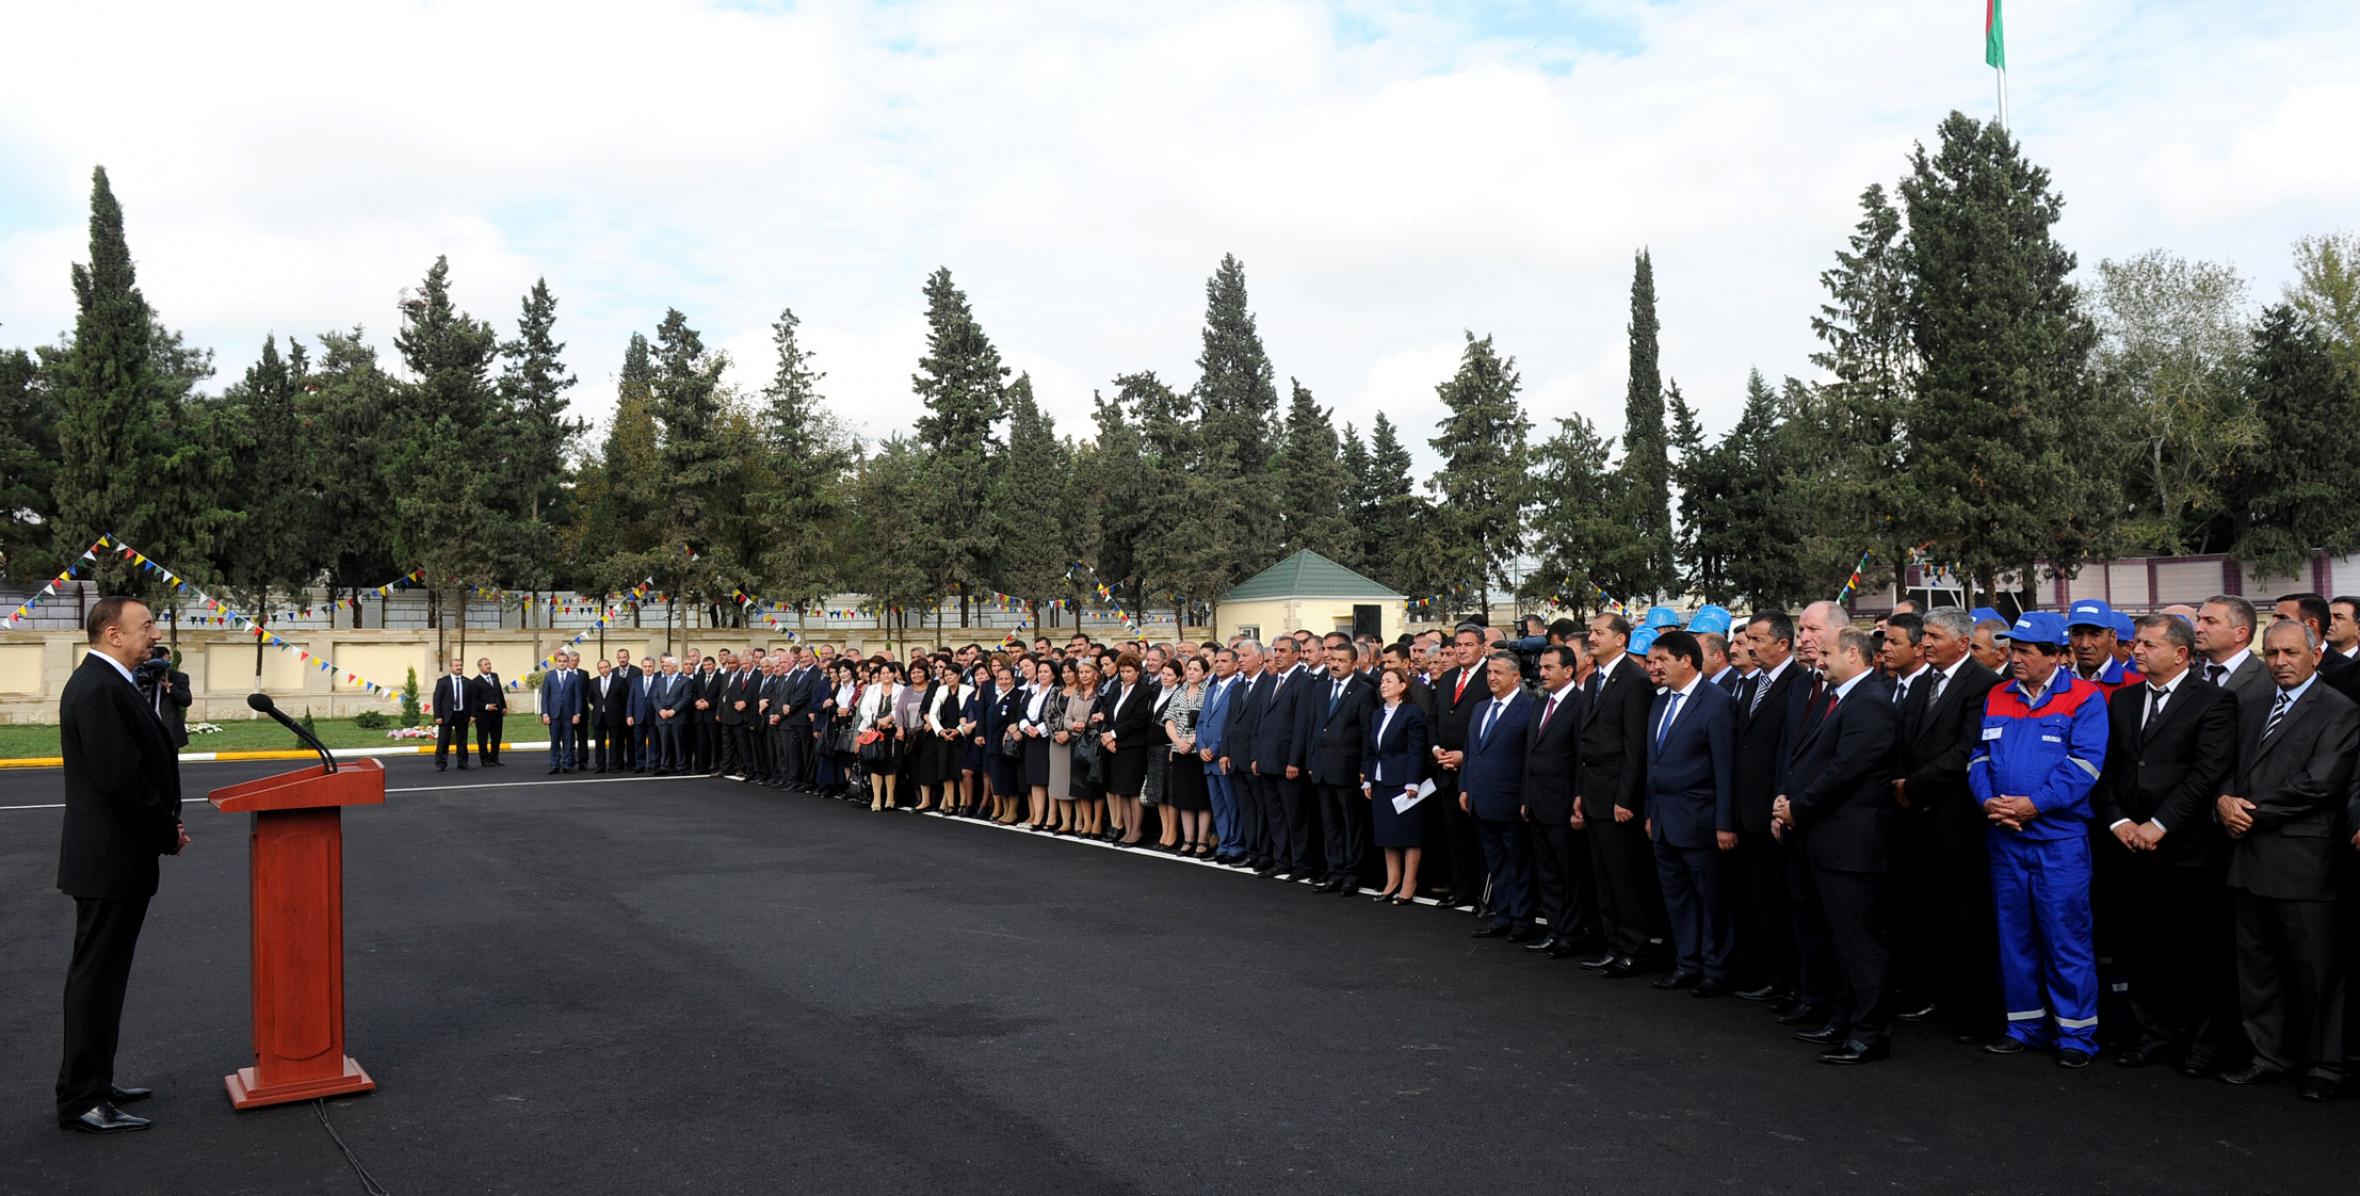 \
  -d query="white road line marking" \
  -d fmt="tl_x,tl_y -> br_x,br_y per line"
0,773 -> 710,811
